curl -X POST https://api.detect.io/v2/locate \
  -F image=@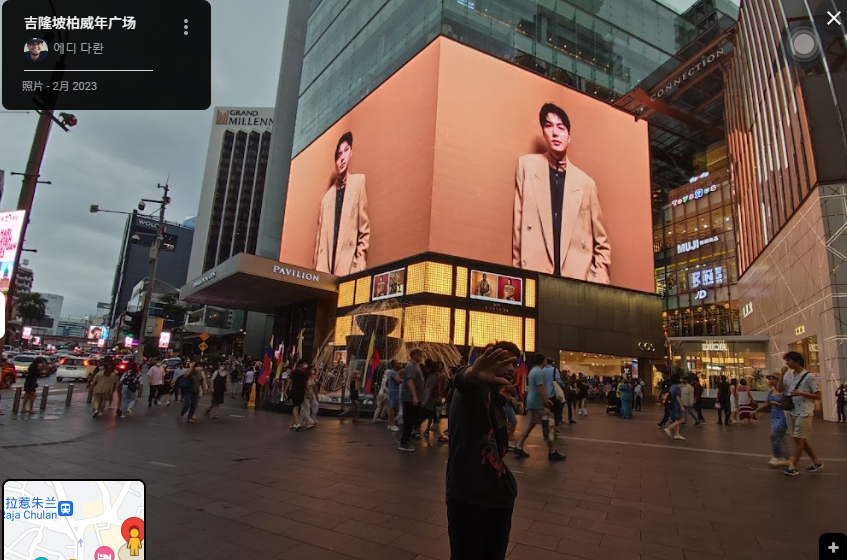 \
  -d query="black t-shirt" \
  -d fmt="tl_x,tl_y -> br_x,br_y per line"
717,381 -> 730,401
289,370 -> 308,395
446,366 -> 517,509
25,51 -> 48,62
331,186 -> 345,273
549,166 -> 566,277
